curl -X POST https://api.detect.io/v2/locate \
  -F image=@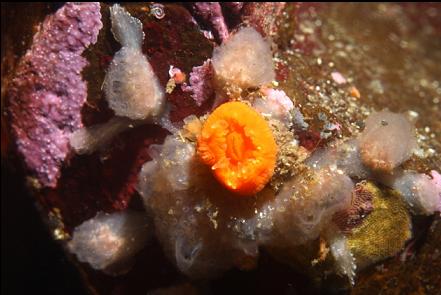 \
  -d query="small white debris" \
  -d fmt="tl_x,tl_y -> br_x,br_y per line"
331,71 -> 347,84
